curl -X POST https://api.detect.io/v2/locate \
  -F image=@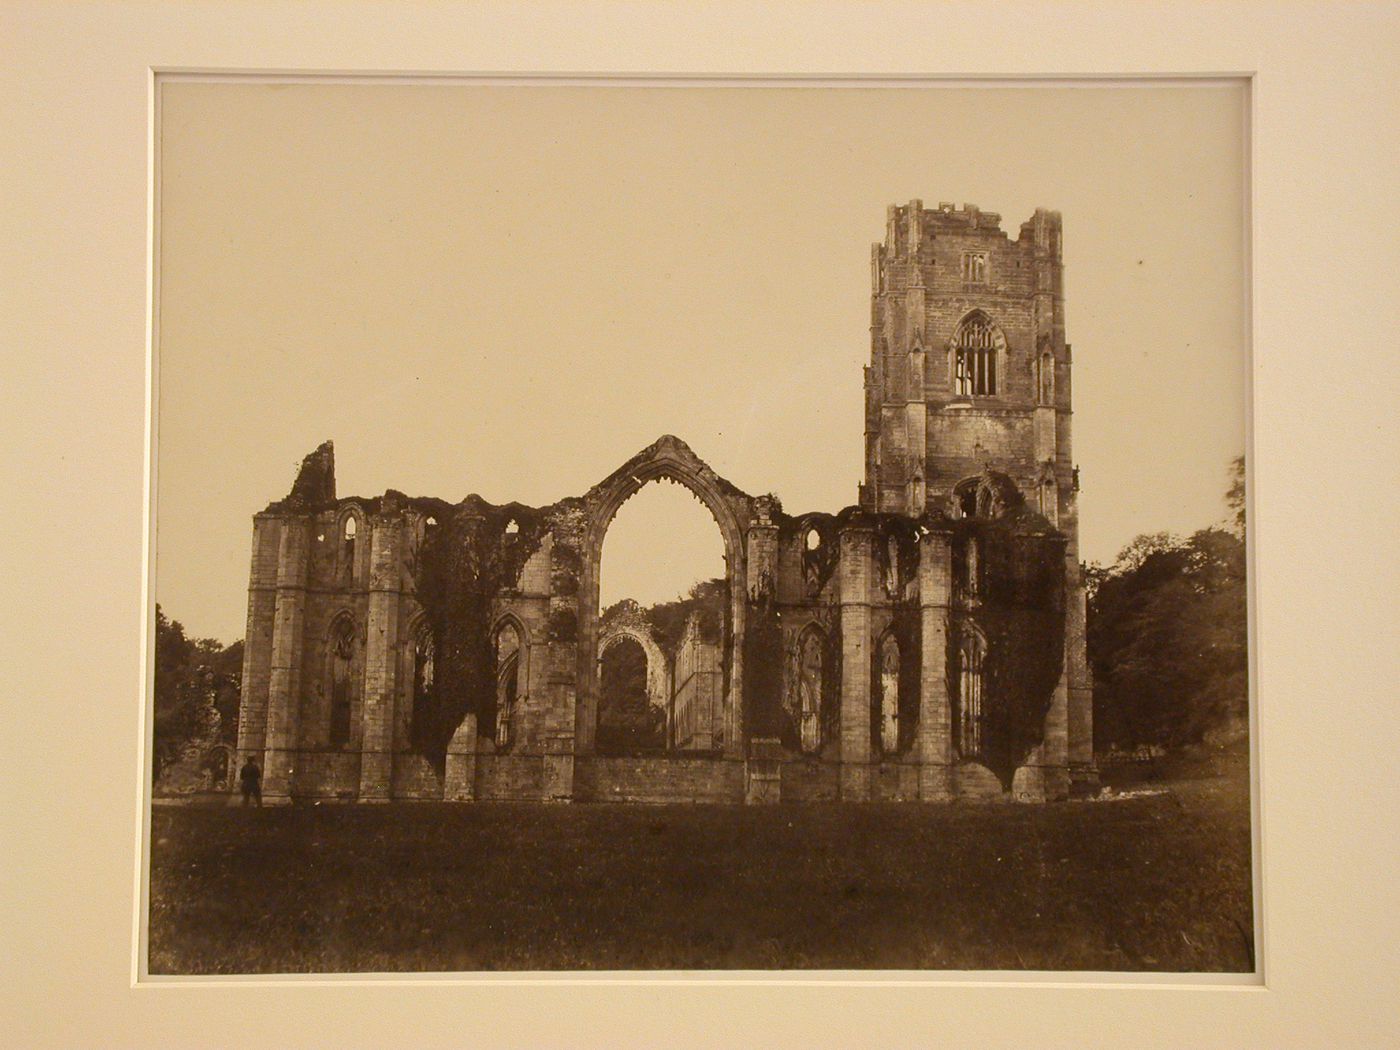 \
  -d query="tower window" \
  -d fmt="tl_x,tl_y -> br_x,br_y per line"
954,314 -> 1000,396
961,251 -> 988,284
